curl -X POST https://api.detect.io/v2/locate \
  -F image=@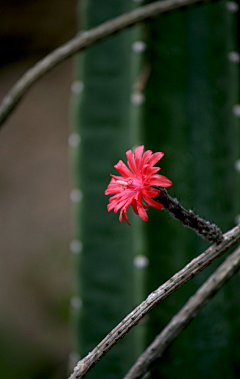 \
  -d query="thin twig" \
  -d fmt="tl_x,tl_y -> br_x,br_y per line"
124,244 -> 240,379
68,223 -> 240,379
0,0 -> 216,128
154,188 -> 223,243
